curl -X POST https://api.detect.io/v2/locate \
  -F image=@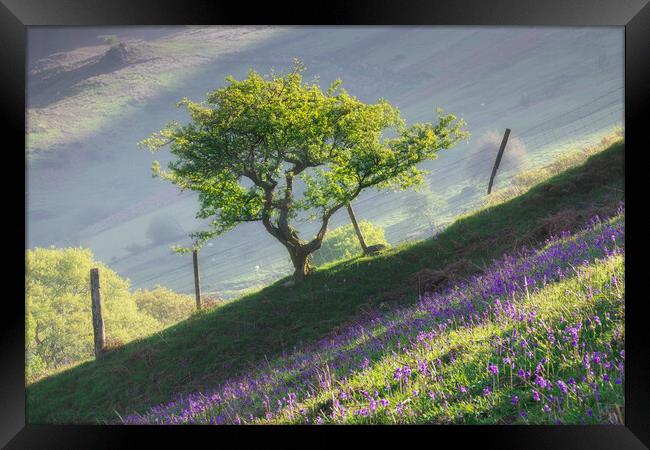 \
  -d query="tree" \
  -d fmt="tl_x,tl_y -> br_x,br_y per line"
140,60 -> 469,282
133,286 -> 196,325
25,247 -> 160,381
